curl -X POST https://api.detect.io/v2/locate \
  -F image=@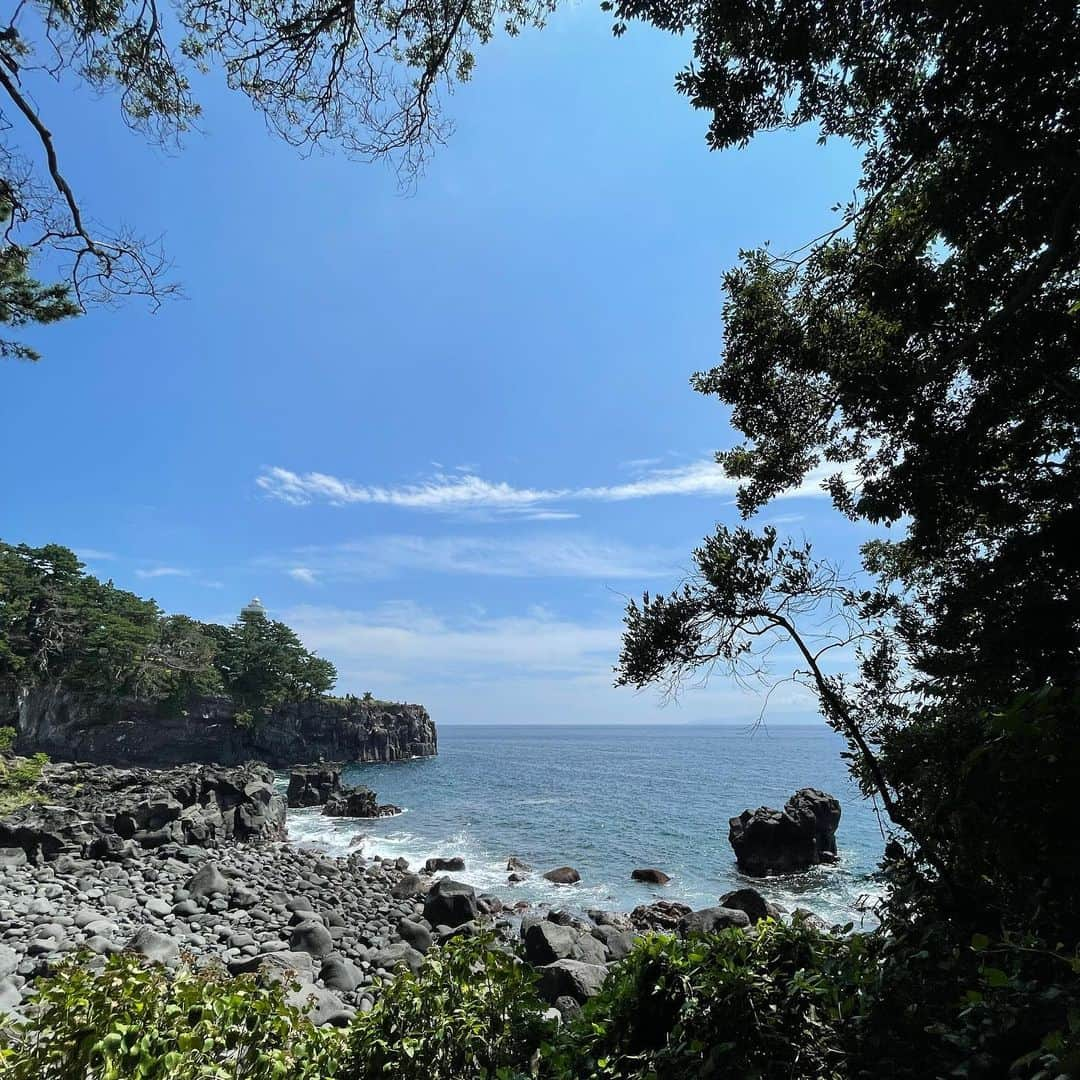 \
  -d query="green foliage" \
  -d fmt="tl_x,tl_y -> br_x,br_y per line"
209,608 -> 337,712
0,539 -> 337,710
233,708 -> 256,729
0,954 -> 345,1079
344,933 -> 553,1079
0,235 -> 80,362
0,749 -> 47,814
545,923 -> 879,1080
